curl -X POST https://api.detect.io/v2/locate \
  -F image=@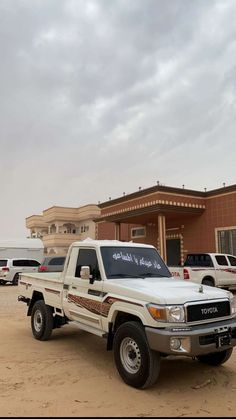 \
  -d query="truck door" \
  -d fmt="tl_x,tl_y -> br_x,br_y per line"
62,246 -> 104,331
226,255 -> 236,286
214,254 -> 236,287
